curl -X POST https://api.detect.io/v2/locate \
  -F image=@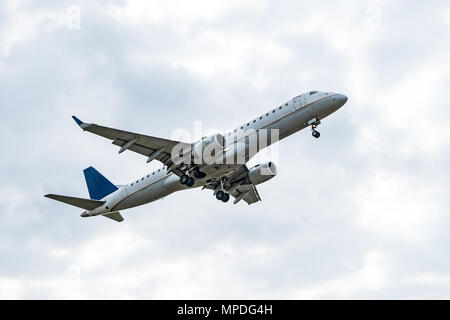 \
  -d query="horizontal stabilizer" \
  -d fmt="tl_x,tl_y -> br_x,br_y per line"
103,212 -> 124,222
45,194 -> 105,210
